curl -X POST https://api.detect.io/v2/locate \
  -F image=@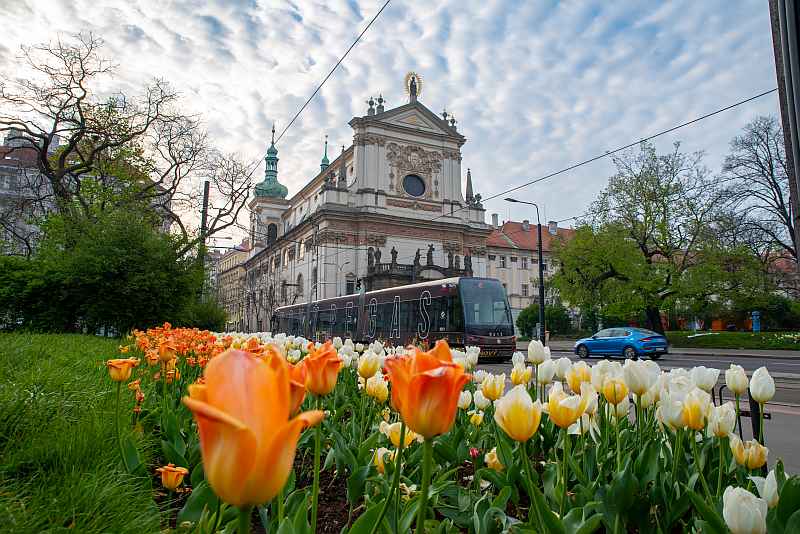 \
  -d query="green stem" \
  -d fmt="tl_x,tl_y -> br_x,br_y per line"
211,497 -> 221,533
717,436 -> 725,498
237,506 -> 252,534
735,395 -> 742,439
615,410 -> 621,471
672,429 -> 682,479
115,382 -> 129,472
370,422 -> 406,534
277,484 -> 284,526
690,431 -> 712,500
759,403 -> 765,444
416,439 -> 433,534
311,397 -> 322,534
161,361 -> 168,412
561,429 -> 571,515
521,441 -> 545,532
